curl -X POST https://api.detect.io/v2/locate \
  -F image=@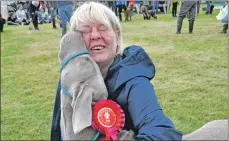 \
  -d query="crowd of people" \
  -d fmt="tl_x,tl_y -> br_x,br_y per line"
0,1 -> 57,31
0,0 -> 227,34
